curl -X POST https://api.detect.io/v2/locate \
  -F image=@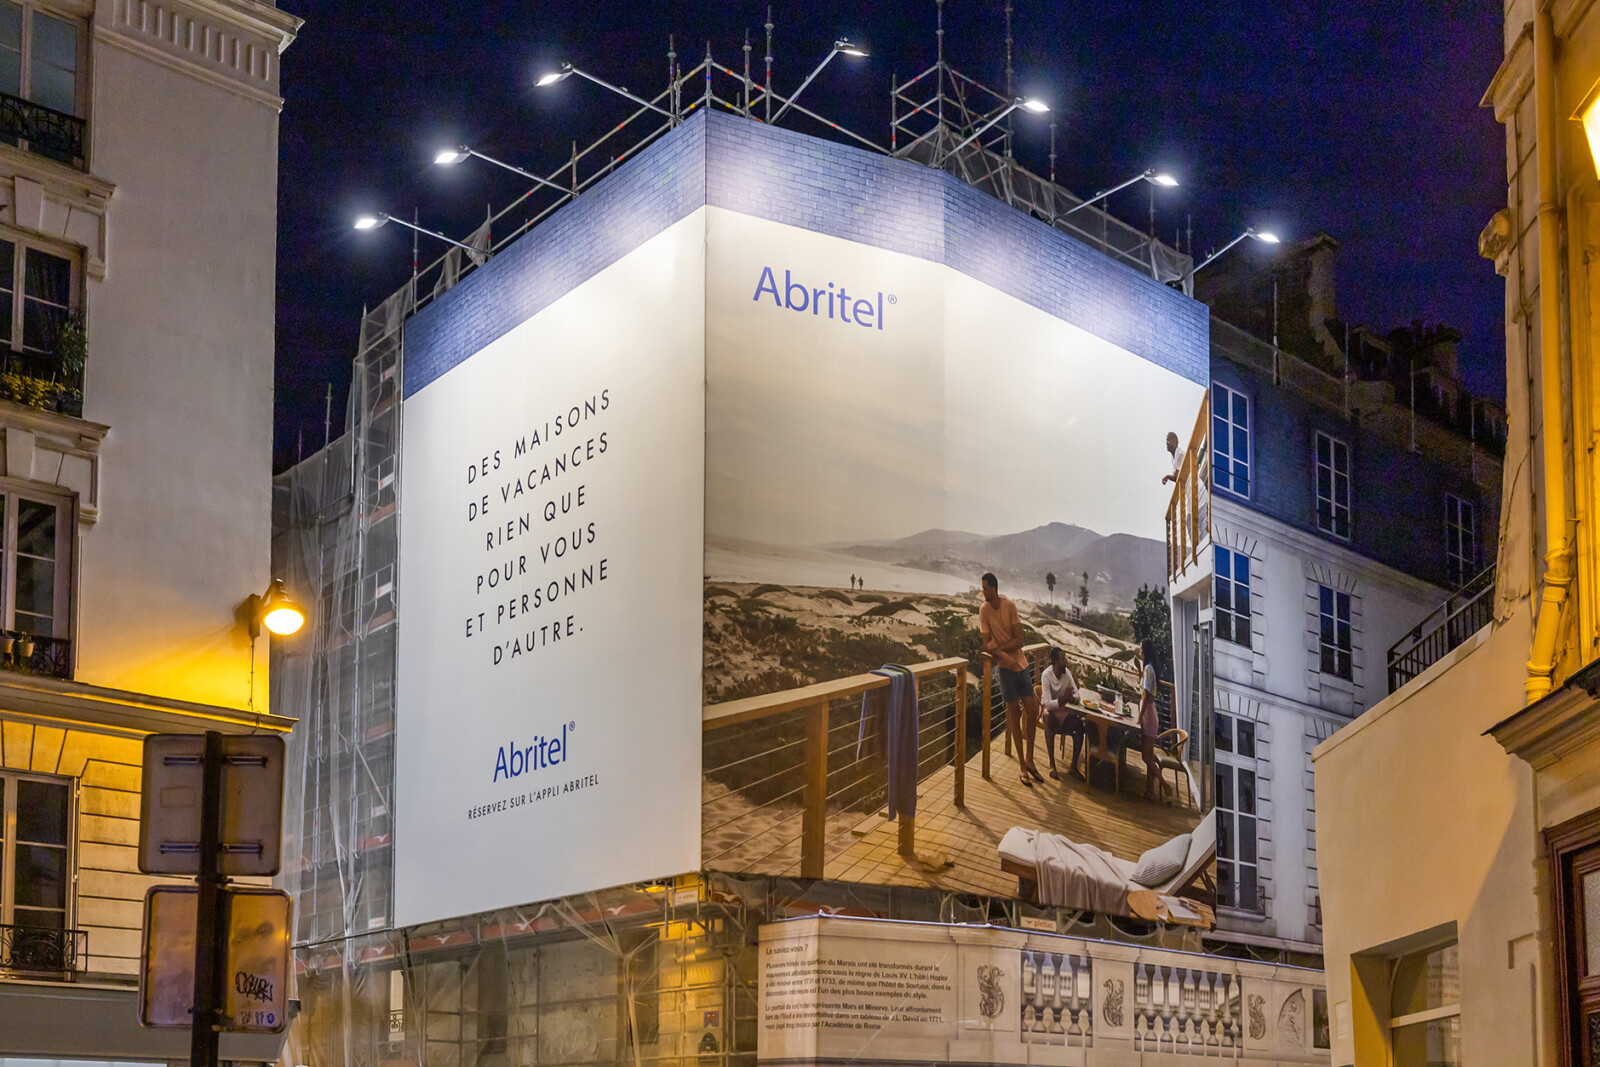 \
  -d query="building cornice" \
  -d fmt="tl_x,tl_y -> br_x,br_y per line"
0,671 -> 295,737
1482,23 -> 1534,122
1488,655 -> 1600,769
